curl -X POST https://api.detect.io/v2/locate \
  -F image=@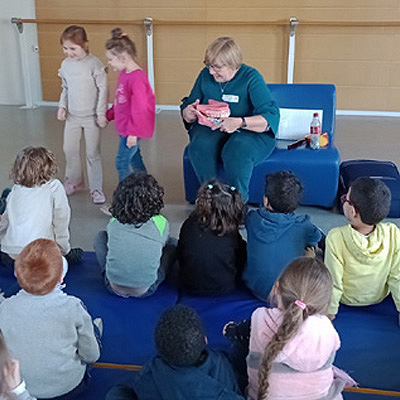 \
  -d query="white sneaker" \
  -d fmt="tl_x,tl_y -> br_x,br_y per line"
100,203 -> 112,216
91,190 -> 106,204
